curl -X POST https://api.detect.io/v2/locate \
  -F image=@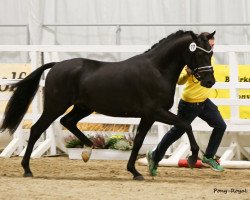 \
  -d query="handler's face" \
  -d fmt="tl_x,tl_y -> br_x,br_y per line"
209,39 -> 215,48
